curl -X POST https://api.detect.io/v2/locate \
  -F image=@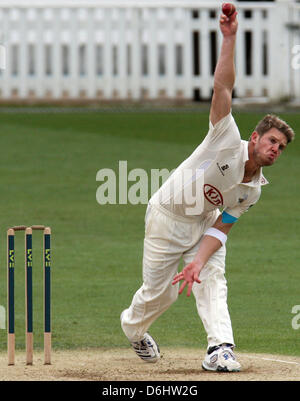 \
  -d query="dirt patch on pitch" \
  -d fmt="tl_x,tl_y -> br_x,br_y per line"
0,348 -> 300,381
